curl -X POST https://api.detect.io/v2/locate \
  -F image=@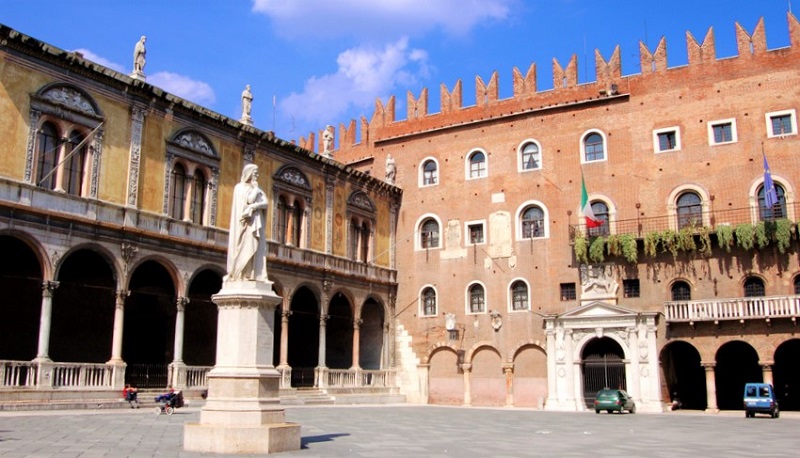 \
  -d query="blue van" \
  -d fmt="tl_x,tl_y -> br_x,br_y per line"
743,383 -> 779,418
